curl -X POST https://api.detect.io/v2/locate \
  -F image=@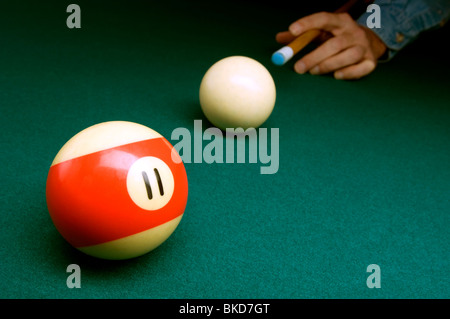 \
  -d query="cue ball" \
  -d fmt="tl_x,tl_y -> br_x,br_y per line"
199,56 -> 276,130
46,121 -> 188,260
